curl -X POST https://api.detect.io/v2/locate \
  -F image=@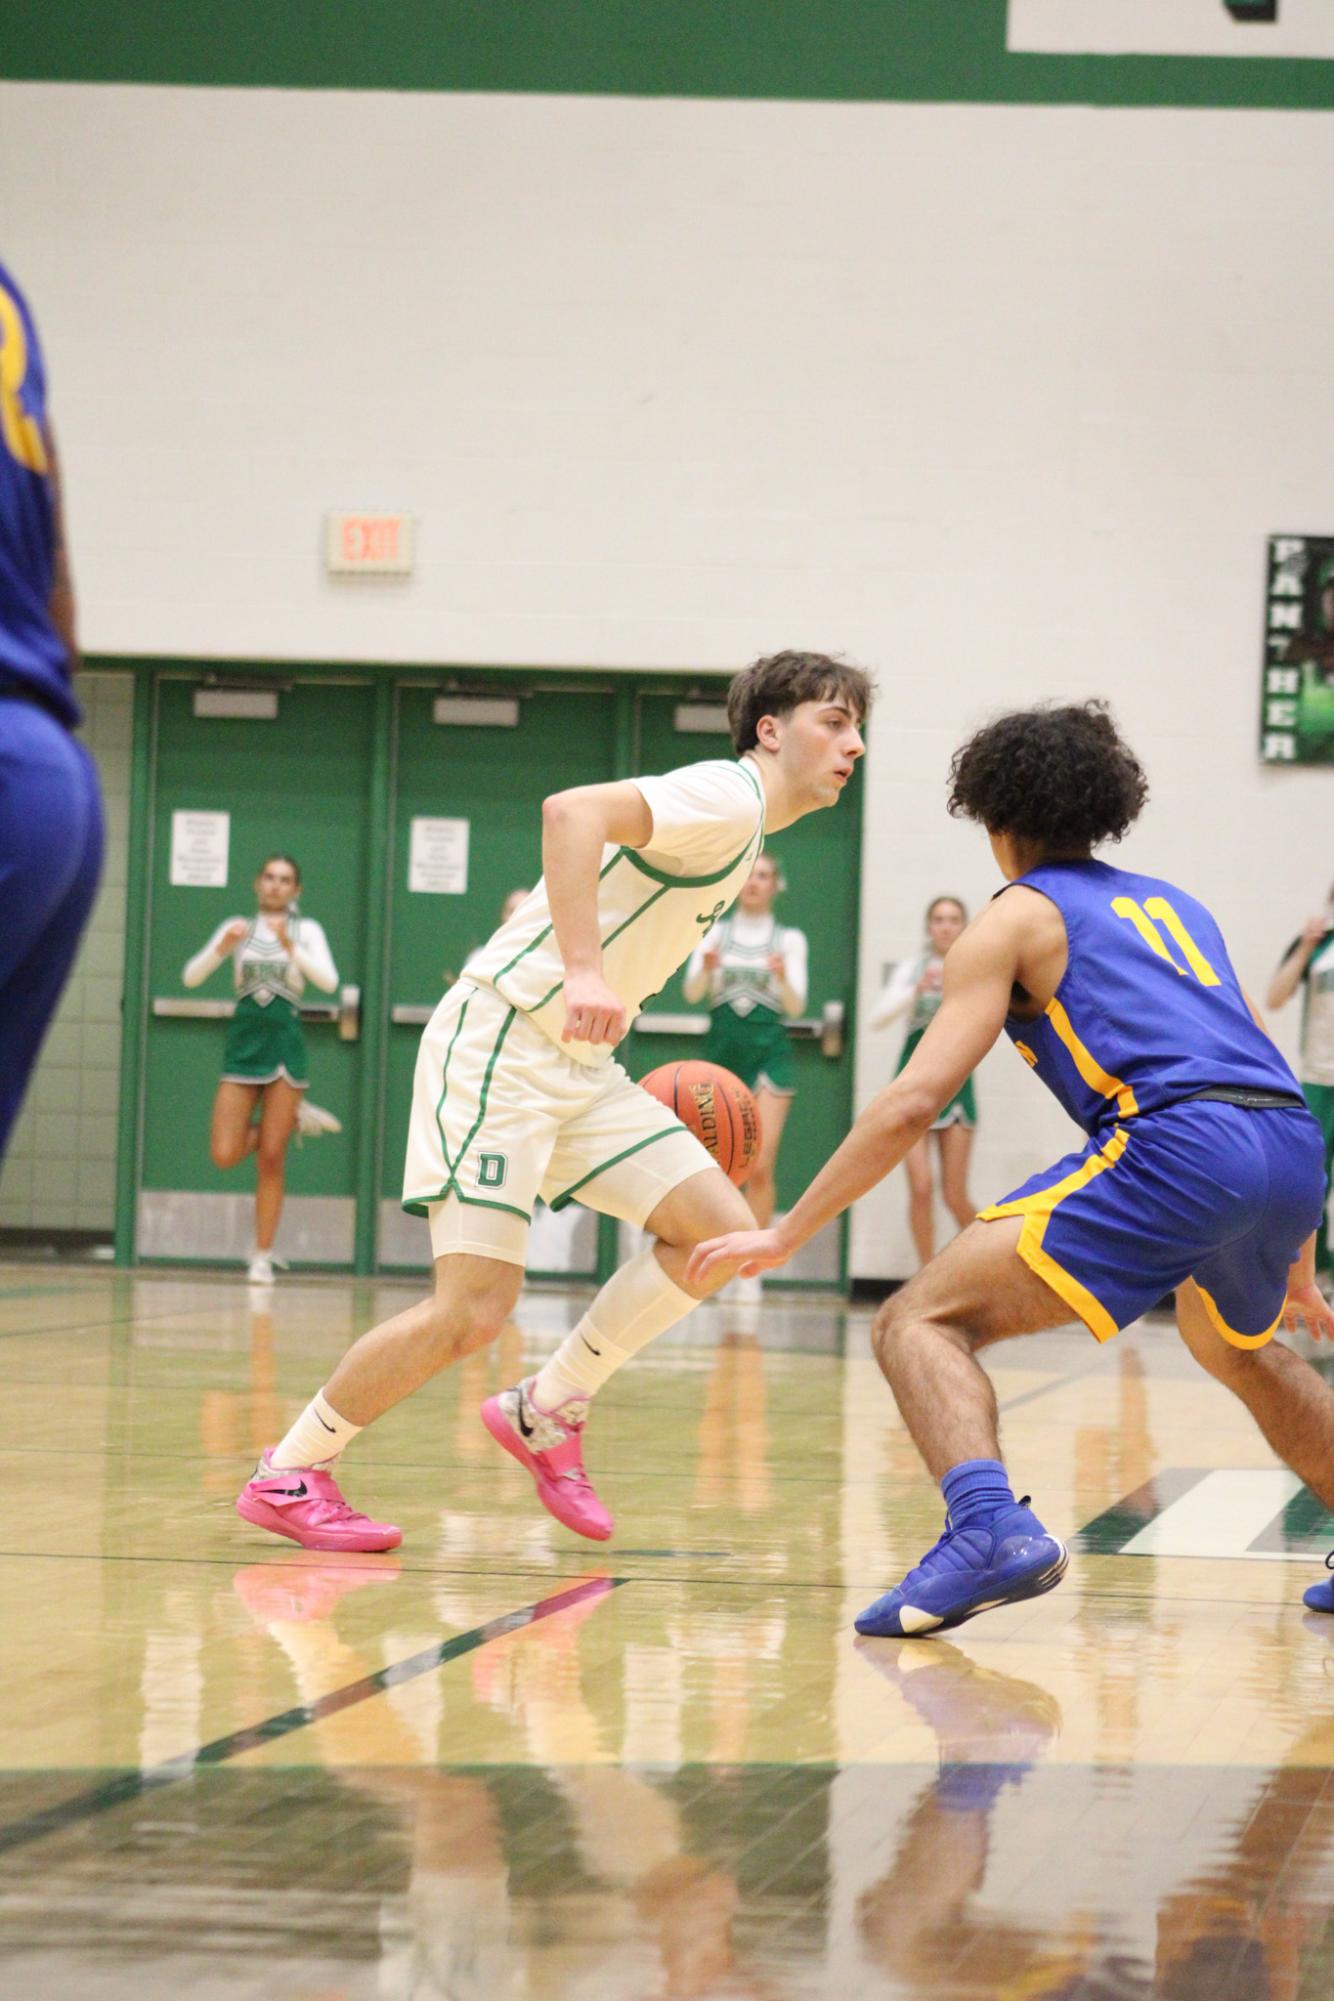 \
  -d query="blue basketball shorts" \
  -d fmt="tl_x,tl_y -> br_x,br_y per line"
978,1099 -> 1325,1348
0,698 -> 104,1160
